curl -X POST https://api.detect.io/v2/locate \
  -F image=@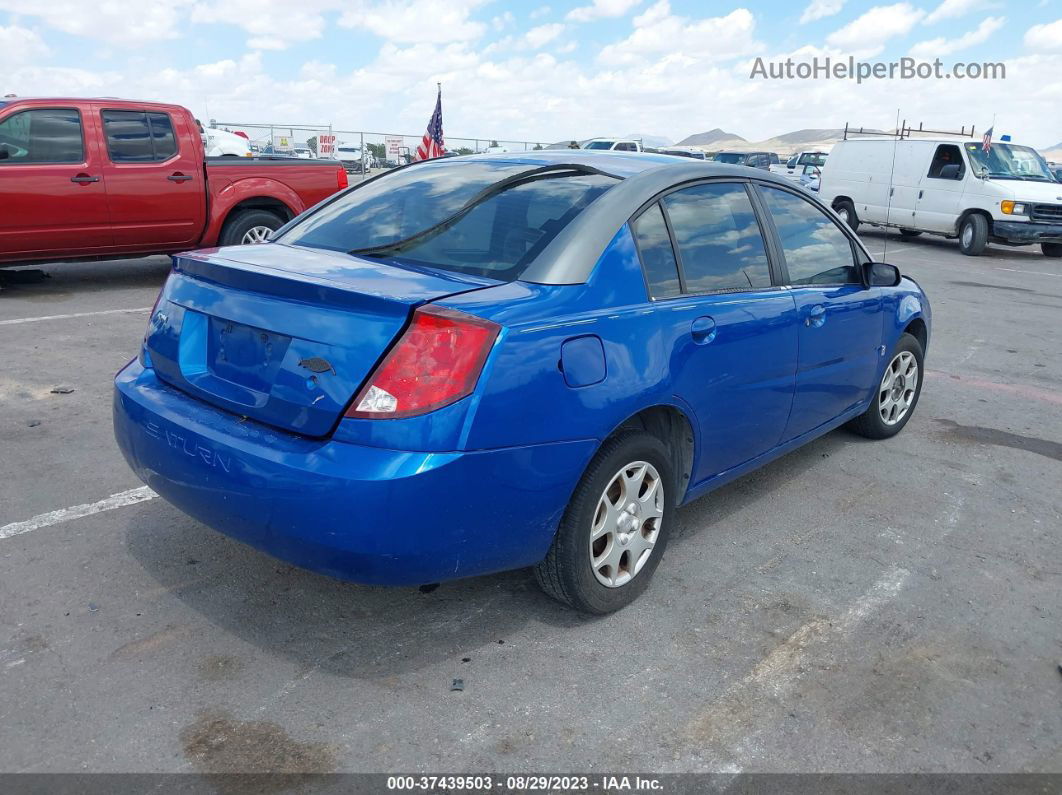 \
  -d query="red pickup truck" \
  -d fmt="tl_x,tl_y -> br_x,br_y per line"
0,97 -> 349,266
